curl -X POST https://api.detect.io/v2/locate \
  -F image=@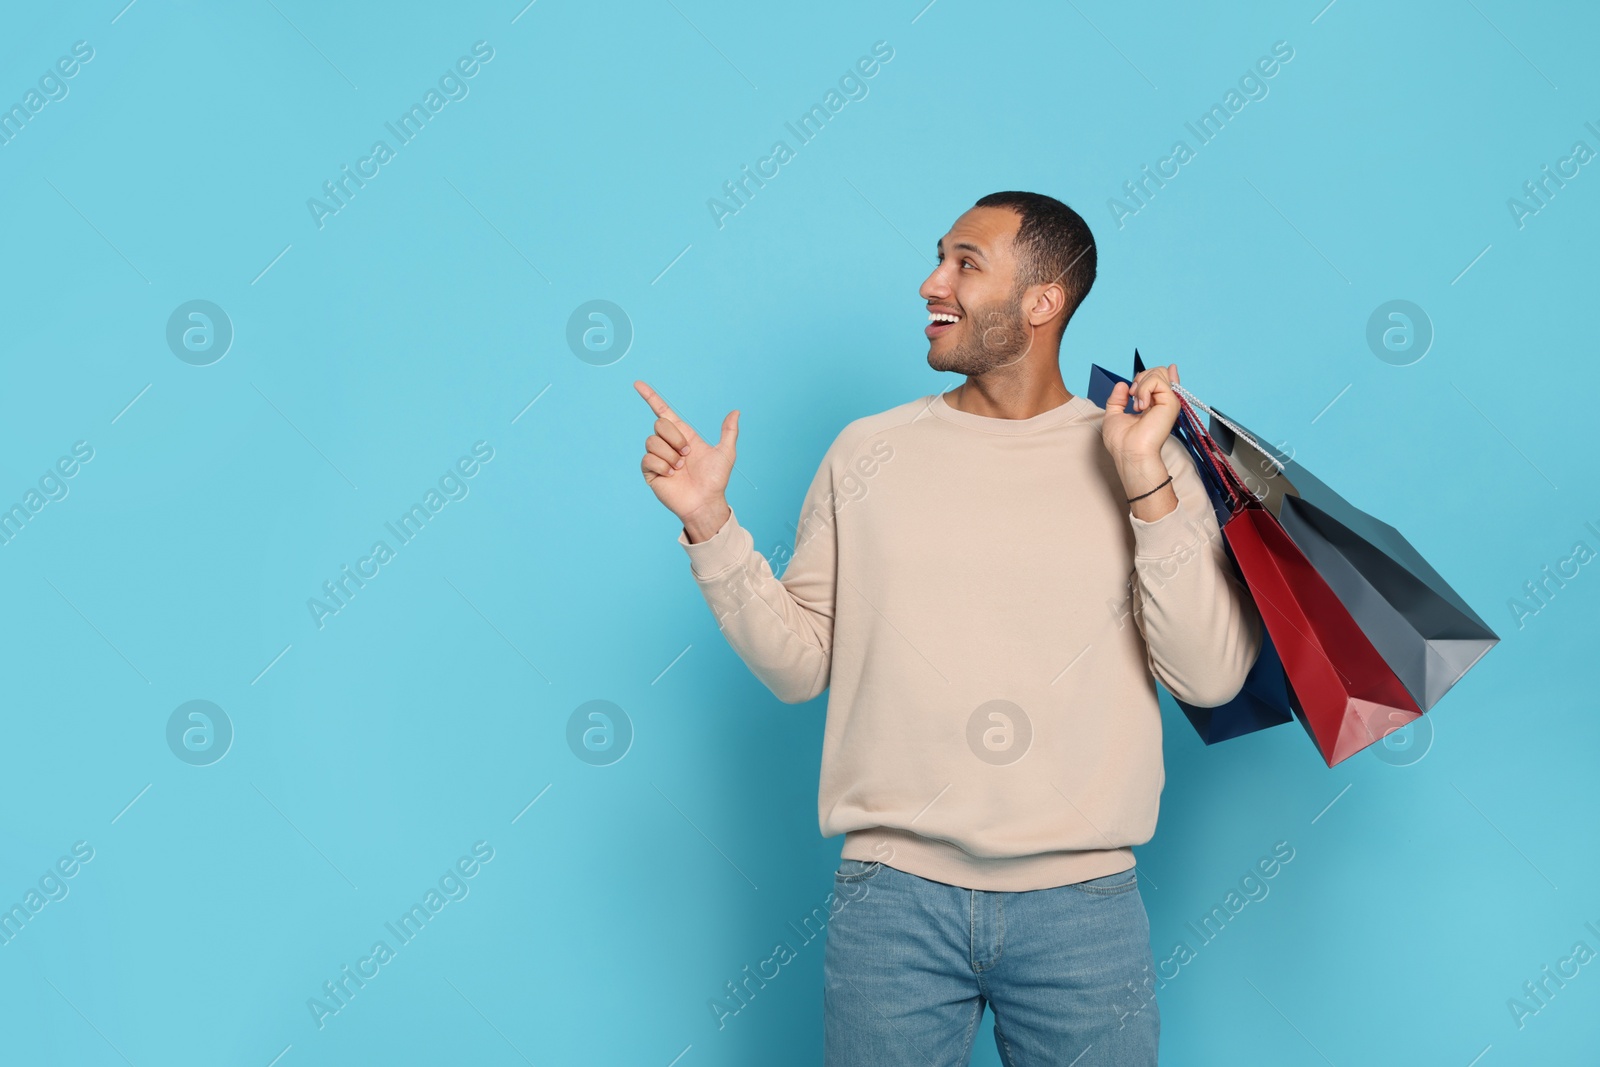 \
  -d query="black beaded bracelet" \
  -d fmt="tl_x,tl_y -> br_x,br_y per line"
1126,474 -> 1173,504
